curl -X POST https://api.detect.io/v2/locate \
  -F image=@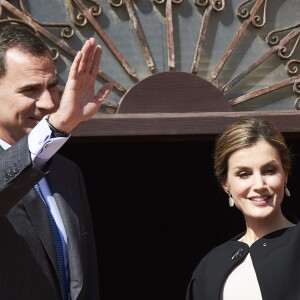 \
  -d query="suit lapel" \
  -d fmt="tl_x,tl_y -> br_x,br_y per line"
54,193 -> 84,299
23,189 -> 58,271
24,183 -> 84,299
40,157 -> 84,299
